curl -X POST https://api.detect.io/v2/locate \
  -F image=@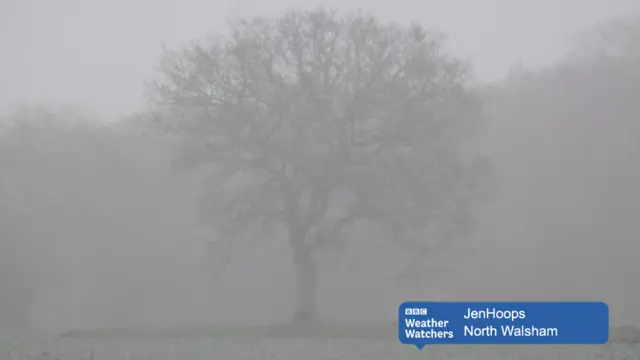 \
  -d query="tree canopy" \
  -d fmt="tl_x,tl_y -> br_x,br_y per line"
151,8 -> 491,323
